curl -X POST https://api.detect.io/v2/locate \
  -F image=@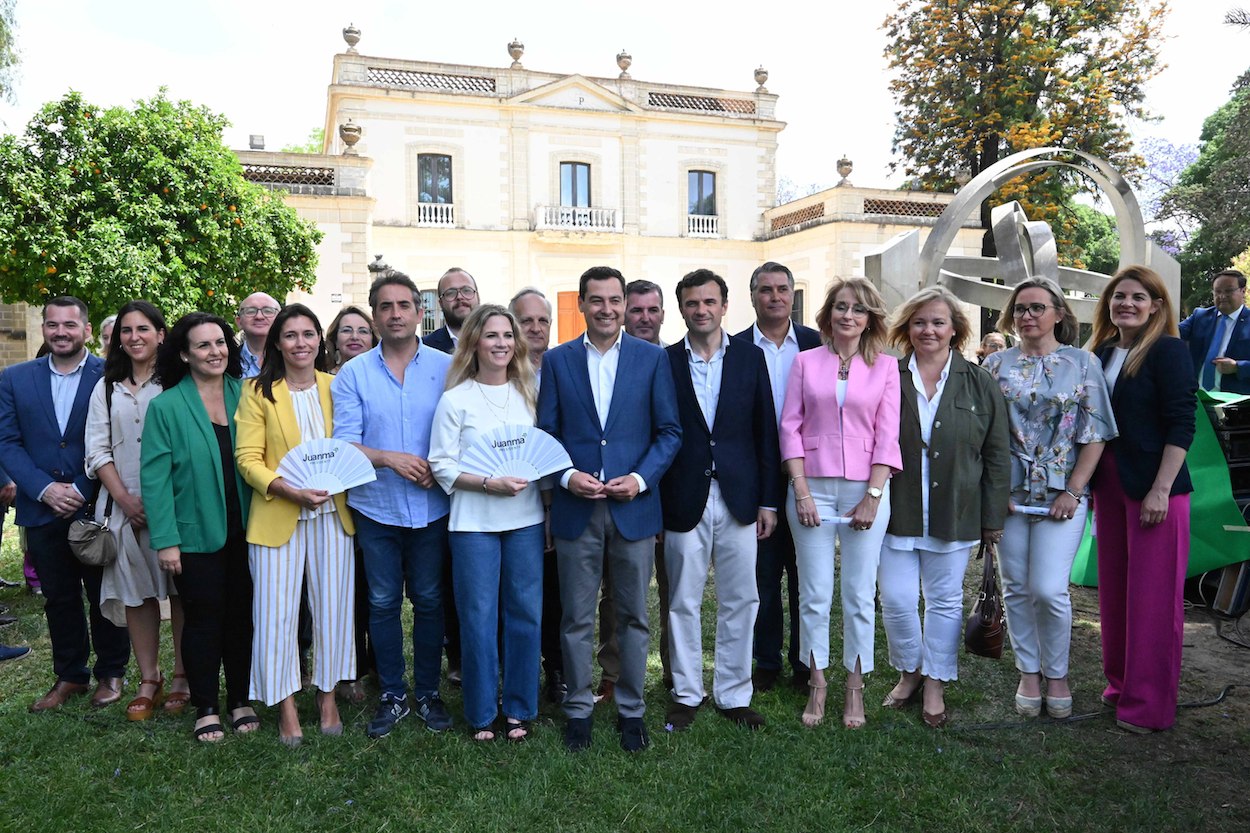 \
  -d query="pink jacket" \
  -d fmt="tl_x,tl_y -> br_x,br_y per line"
779,347 -> 902,480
